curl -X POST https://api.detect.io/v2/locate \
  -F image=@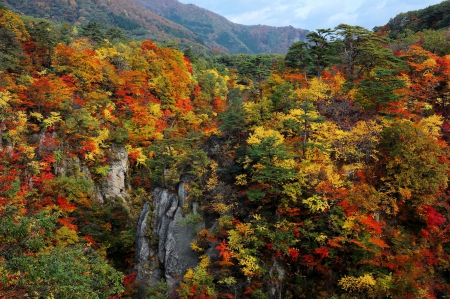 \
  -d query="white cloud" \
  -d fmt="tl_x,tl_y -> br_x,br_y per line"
178,0 -> 444,30
228,7 -> 272,25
